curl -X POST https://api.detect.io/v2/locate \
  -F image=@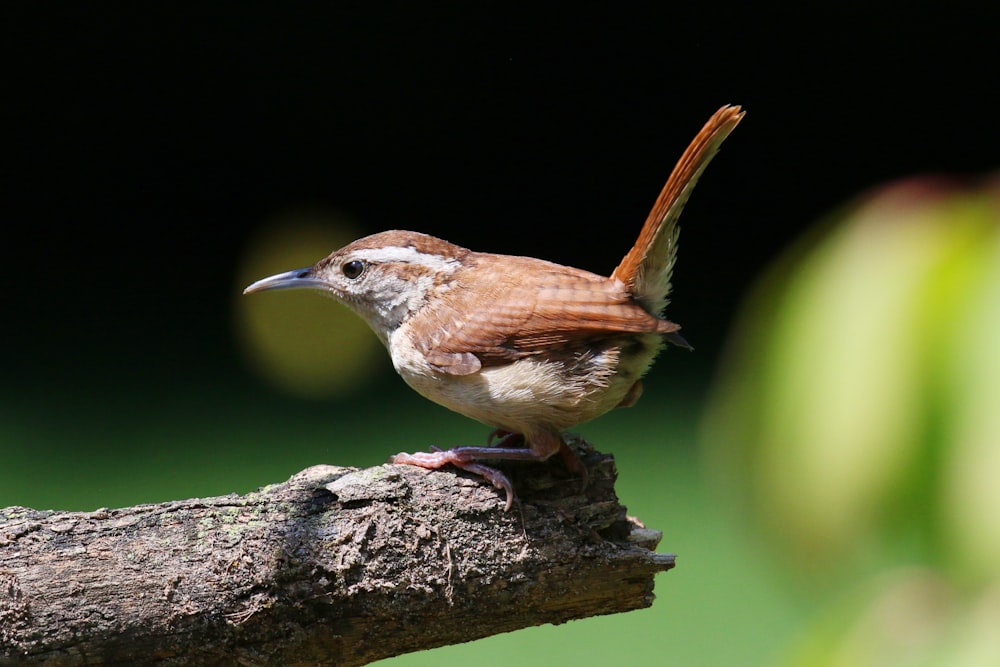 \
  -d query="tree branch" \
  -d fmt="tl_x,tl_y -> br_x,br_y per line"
0,439 -> 673,666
